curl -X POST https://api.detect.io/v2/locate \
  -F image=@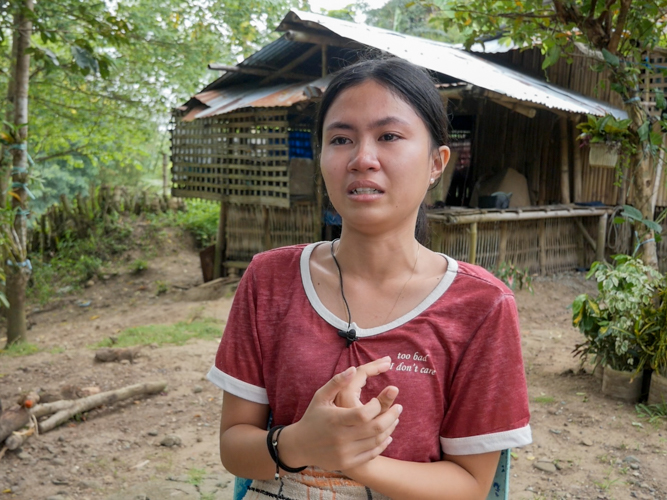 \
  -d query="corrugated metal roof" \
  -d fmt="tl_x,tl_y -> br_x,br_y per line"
186,75 -> 332,121
280,10 -> 627,119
